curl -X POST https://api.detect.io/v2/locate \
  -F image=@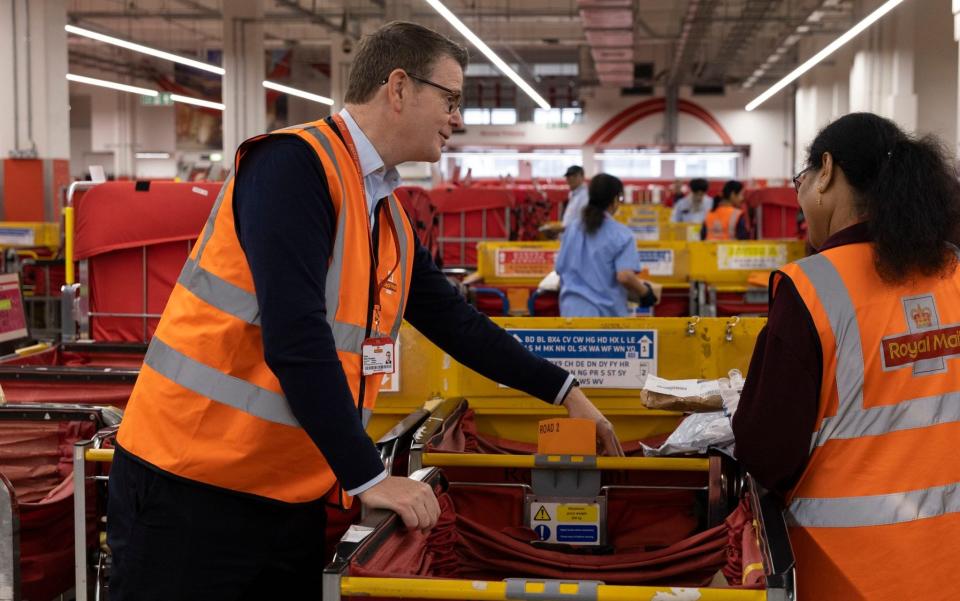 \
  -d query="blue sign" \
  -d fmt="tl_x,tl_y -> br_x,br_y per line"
509,329 -> 657,389
534,524 -> 551,540
557,525 -> 599,543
